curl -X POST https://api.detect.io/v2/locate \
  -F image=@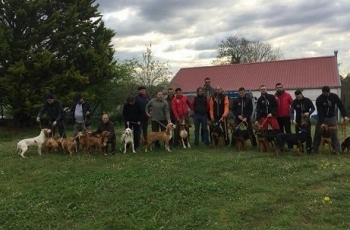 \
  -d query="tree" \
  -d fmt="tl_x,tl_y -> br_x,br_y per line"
0,0 -> 116,126
213,36 -> 283,65
133,43 -> 172,97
